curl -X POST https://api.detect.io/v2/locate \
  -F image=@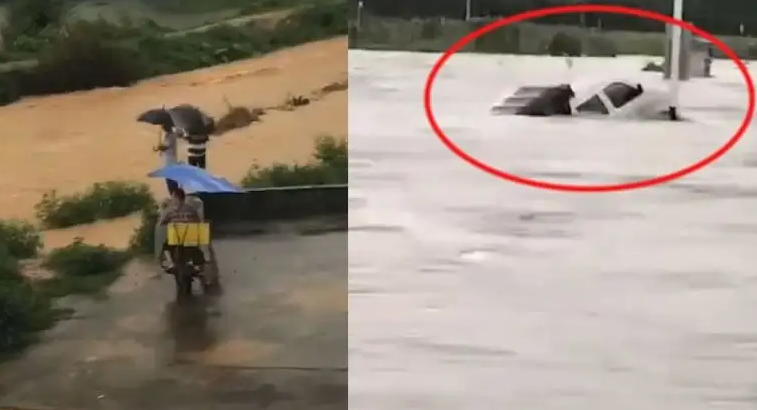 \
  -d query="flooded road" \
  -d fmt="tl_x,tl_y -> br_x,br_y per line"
349,50 -> 757,409
0,230 -> 347,410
